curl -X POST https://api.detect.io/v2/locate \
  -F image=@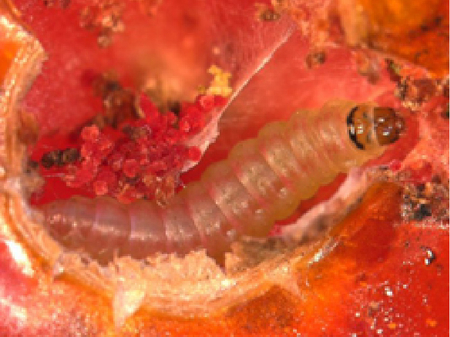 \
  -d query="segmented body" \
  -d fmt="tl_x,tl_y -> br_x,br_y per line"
41,100 -> 403,262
